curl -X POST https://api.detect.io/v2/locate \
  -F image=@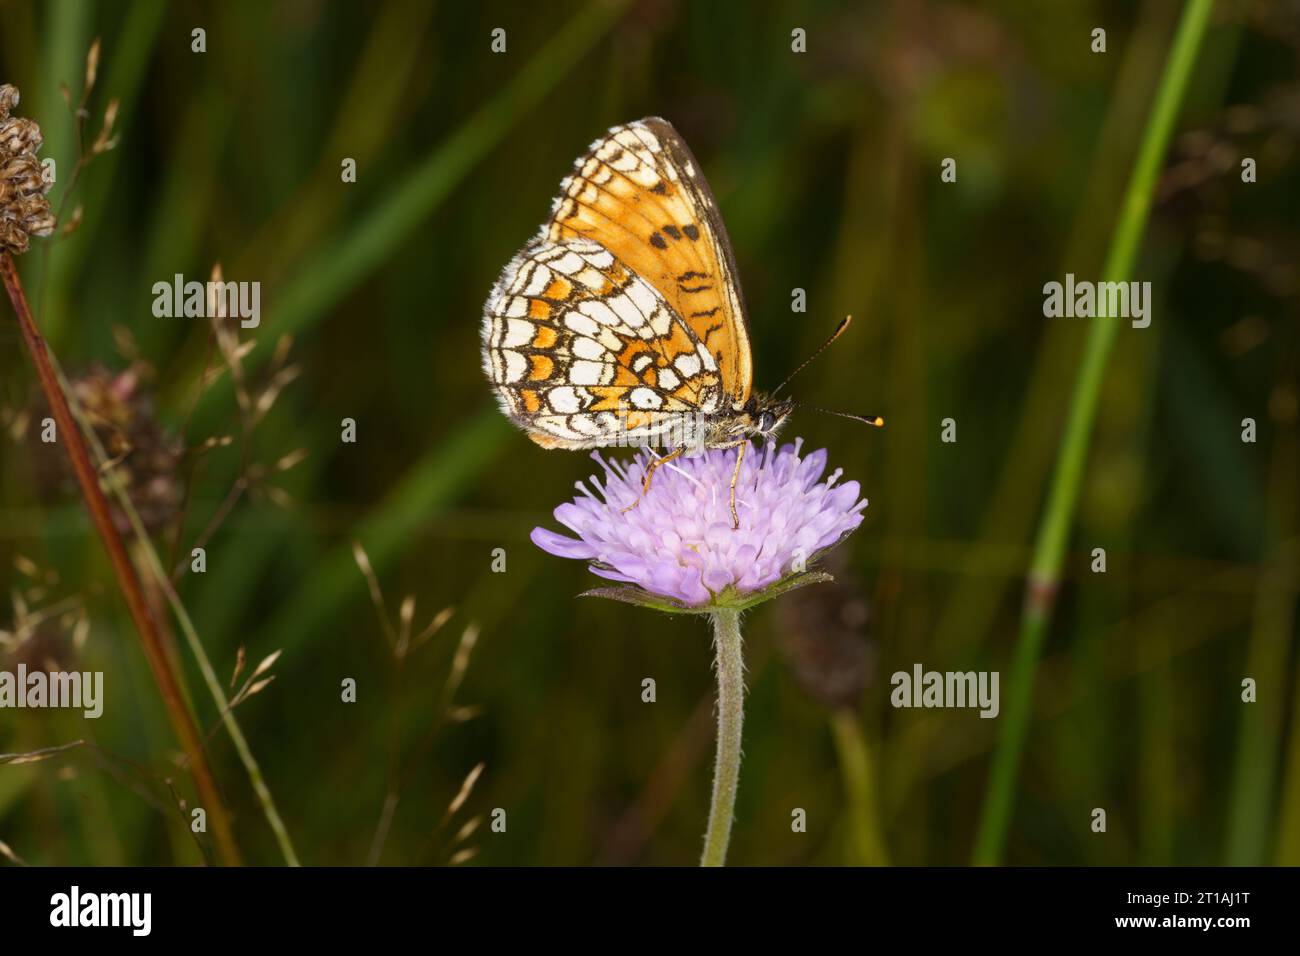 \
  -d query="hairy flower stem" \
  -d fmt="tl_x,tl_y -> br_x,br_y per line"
2,251 -> 241,866
702,607 -> 745,866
